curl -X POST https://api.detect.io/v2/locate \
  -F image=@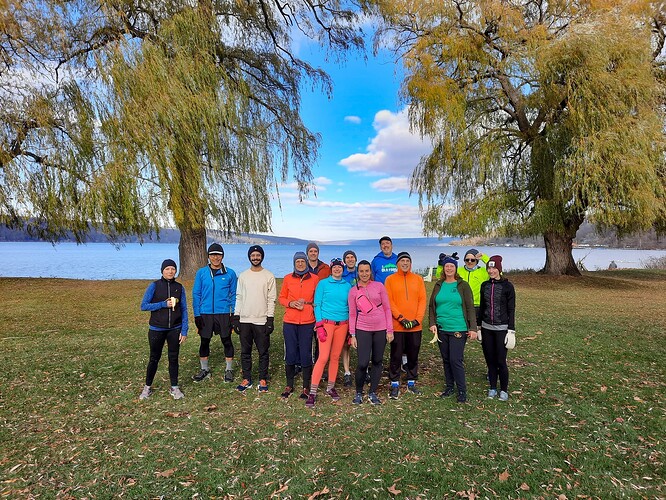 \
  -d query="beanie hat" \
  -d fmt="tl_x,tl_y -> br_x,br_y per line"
487,255 -> 503,274
343,250 -> 357,262
161,259 -> 177,272
465,248 -> 480,259
207,243 -> 224,256
441,253 -> 459,268
330,258 -> 344,270
397,251 -> 411,263
379,236 -> 392,244
293,252 -> 308,276
248,244 -> 265,263
306,242 -> 319,253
